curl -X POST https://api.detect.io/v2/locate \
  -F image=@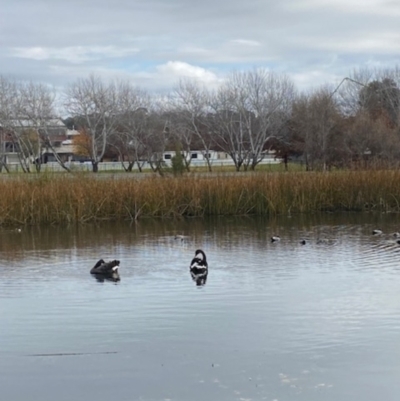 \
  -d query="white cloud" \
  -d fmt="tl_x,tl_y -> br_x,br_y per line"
47,61 -> 223,92
291,70 -> 343,91
10,46 -> 139,64
288,0 -> 400,15
290,32 -> 400,55
231,39 -> 262,47
156,61 -> 222,86
323,34 -> 400,54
